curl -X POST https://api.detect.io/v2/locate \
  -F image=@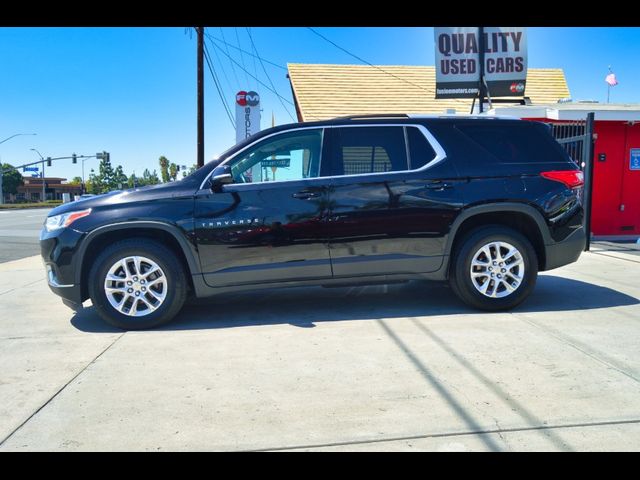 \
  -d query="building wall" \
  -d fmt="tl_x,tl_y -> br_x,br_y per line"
524,117 -> 640,237
591,121 -> 640,236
